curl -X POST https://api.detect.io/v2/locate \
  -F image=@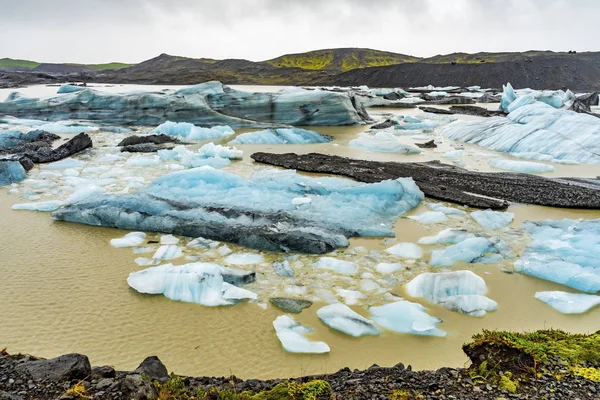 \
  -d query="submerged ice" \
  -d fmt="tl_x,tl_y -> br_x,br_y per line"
53,167 -> 424,254
535,291 -> 600,314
